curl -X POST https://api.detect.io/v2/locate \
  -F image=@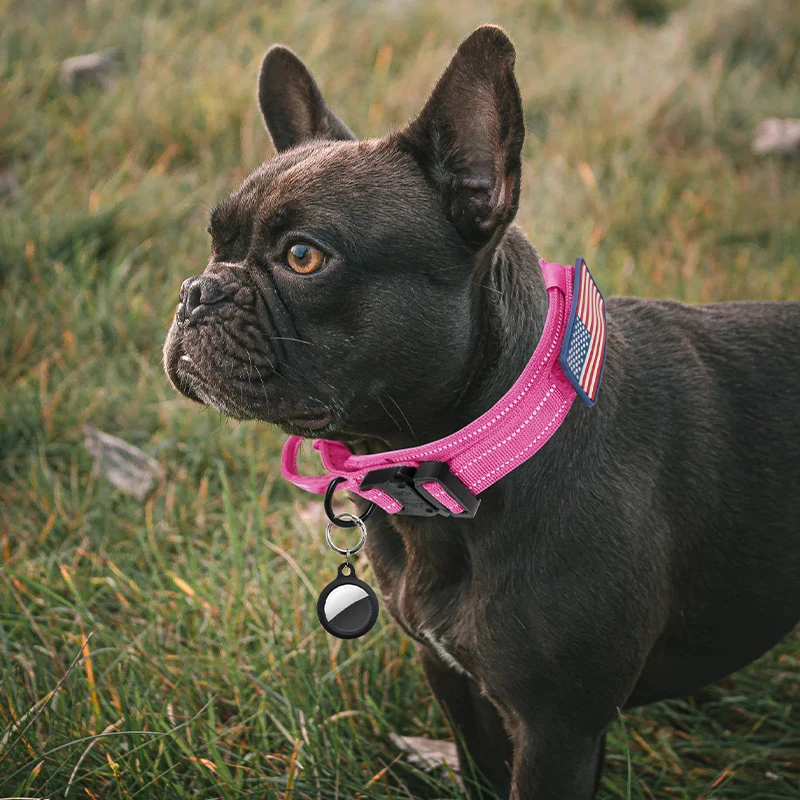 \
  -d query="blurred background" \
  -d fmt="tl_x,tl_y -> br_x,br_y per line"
1,0 -> 798,797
